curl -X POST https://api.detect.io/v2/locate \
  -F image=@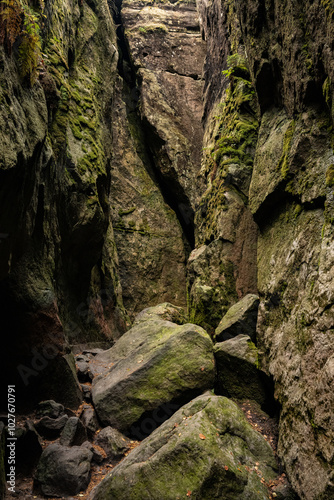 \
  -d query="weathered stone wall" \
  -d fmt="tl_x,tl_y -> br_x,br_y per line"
195,0 -> 334,498
109,0 -> 206,316
1,0 -> 127,409
0,0 -> 205,408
